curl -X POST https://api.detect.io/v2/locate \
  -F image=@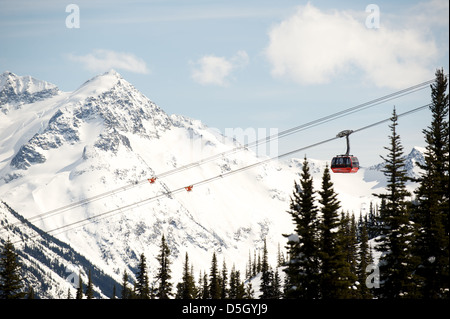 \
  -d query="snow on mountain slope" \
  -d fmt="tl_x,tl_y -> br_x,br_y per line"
363,146 -> 425,190
0,70 -> 425,295
0,201 -> 119,298
0,71 -> 60,114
